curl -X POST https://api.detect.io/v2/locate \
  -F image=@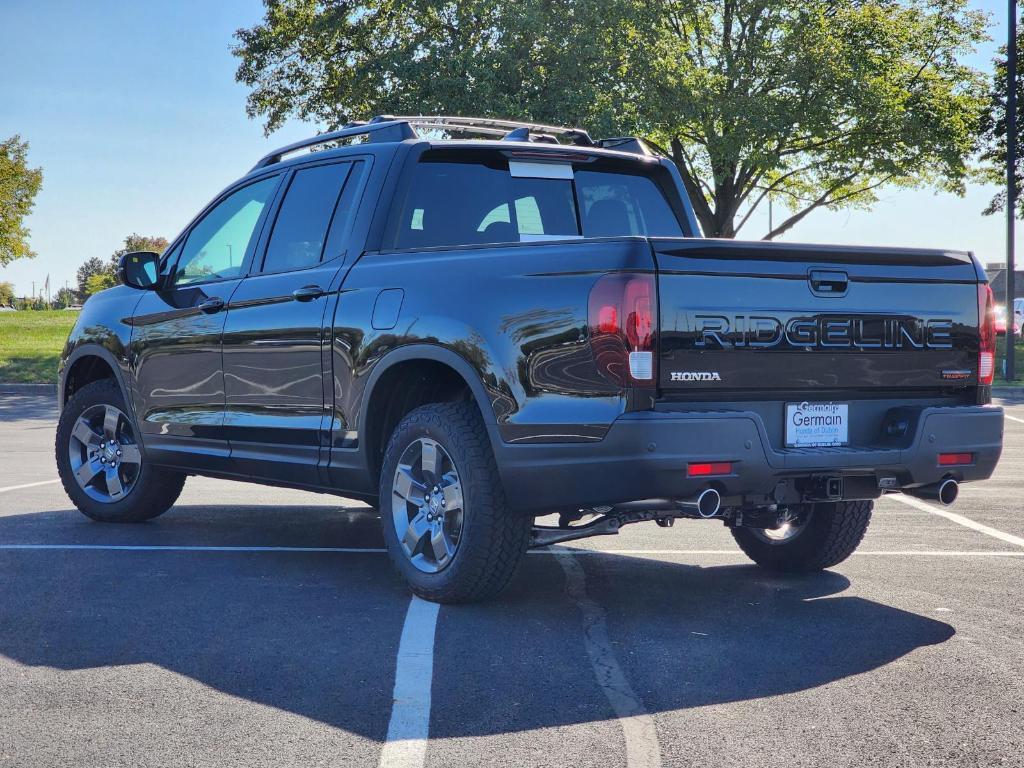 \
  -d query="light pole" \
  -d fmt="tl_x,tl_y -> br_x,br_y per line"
1008,0 -> 1018,381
